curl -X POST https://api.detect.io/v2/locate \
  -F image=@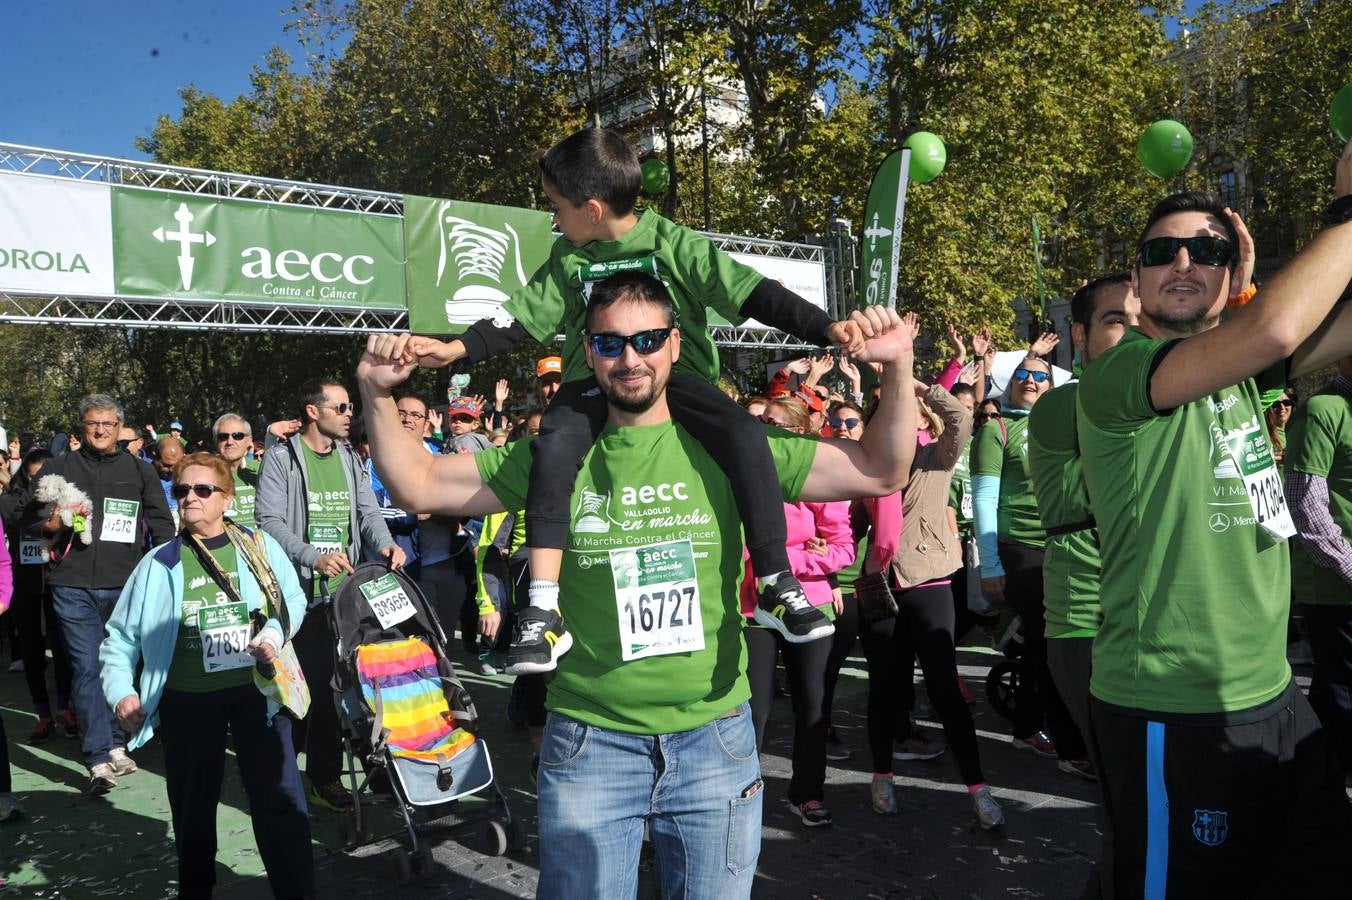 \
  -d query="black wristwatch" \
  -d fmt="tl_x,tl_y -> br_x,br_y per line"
1325,195 -> 1352,227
